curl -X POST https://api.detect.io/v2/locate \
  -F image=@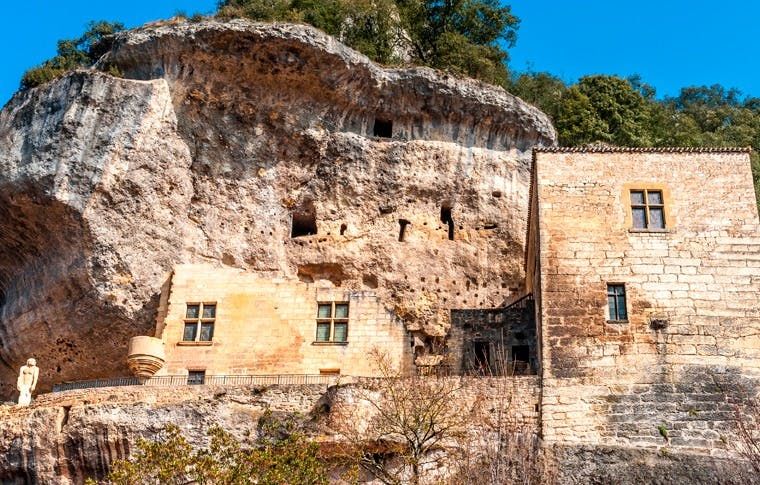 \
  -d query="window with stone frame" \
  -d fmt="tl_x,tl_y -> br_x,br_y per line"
187,370 -> 206,385
607,284 -> 628,322
183,303 -> 216,342
630,189 -> 665,230
315,302 -> 349,343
